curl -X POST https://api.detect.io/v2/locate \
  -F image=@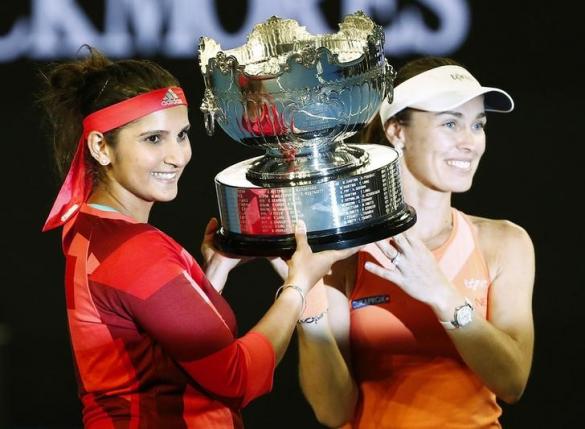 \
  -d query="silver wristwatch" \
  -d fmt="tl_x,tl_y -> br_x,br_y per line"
440,298 -> 474,330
